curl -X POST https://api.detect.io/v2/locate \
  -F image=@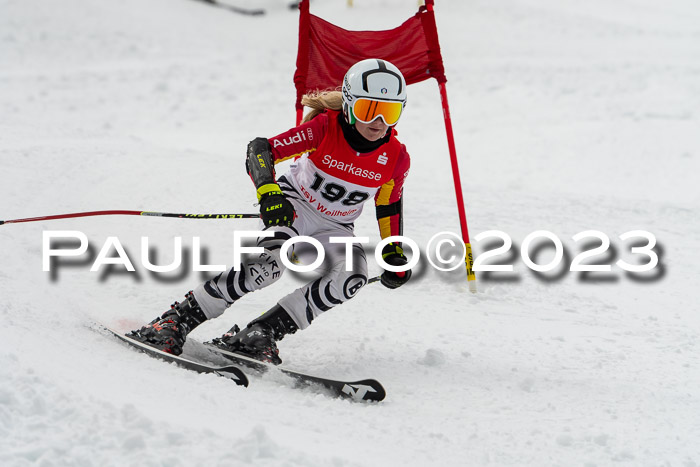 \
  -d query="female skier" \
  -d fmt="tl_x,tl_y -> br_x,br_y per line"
130,58 -> 412,364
